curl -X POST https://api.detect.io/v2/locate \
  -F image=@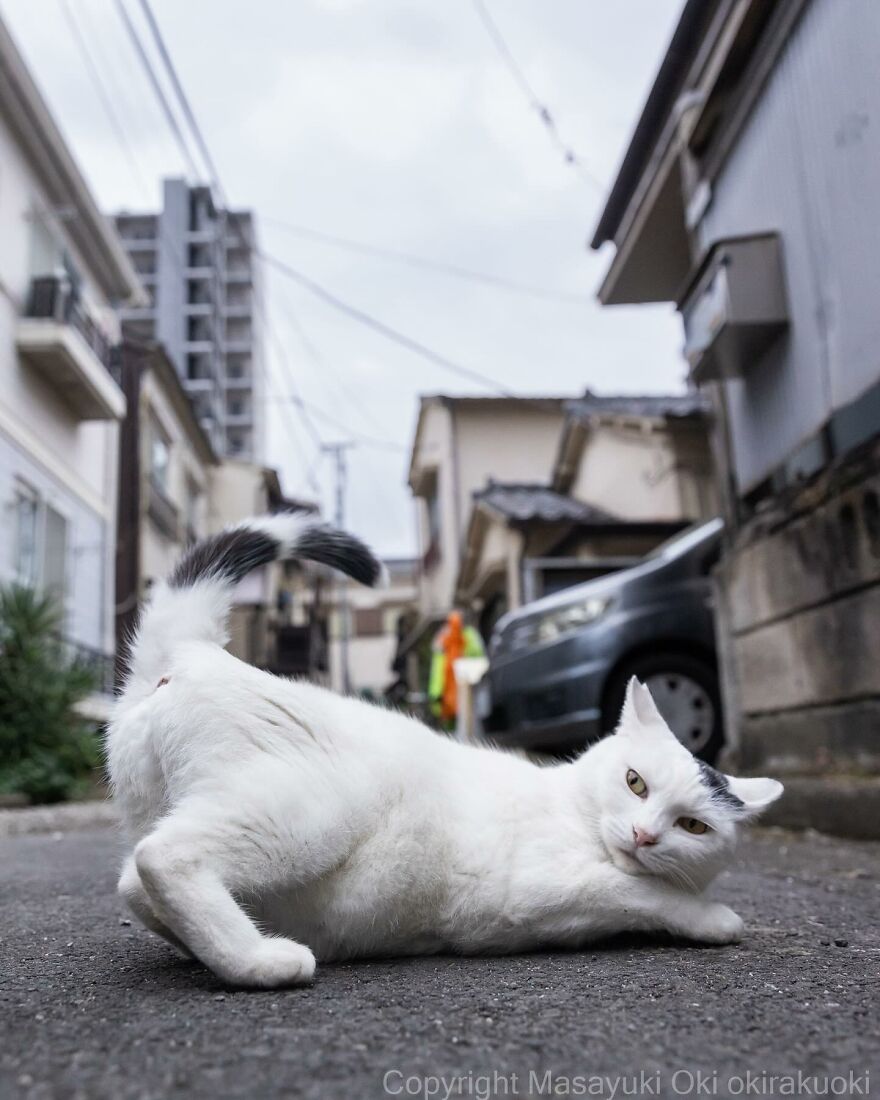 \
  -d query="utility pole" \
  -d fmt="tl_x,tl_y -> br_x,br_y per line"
322,442 -> 355,693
